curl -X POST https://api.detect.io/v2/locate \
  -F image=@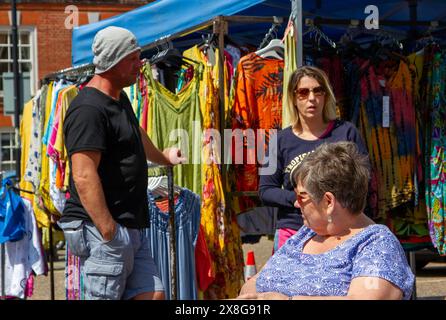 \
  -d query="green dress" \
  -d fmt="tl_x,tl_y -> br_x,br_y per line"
143,64 -> 203,196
